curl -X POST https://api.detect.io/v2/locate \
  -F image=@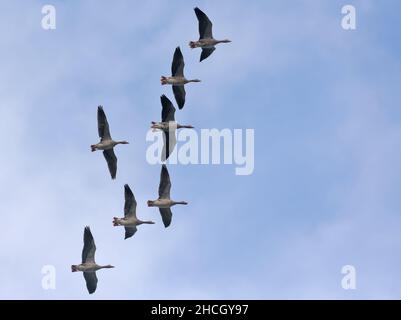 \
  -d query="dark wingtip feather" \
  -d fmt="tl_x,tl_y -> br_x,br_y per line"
160,94 -> 169,104
163,218 -> 171,228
